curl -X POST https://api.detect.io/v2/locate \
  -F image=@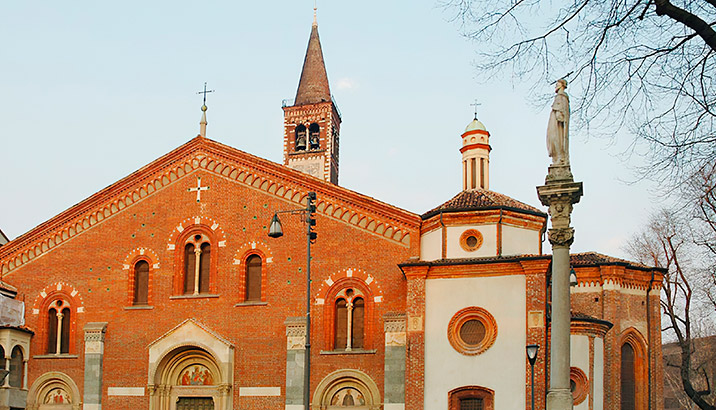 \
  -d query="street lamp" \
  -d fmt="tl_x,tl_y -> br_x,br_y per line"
268,191 -> 317,410
526,344 -> 540,410
569,268 -> 578,287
